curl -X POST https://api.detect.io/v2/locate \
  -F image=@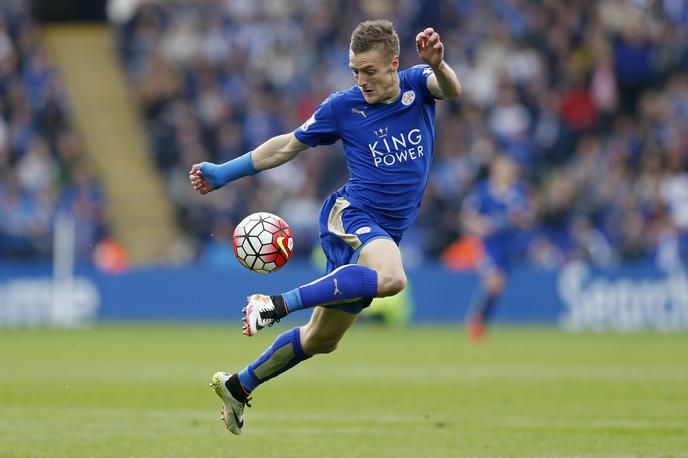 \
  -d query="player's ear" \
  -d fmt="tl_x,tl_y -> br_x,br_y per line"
391,54 -> 399,70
